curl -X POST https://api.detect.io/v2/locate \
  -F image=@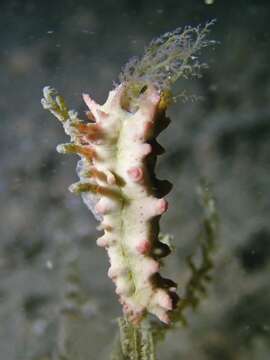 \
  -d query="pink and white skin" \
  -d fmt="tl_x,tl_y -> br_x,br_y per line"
42,84 -> 178,324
